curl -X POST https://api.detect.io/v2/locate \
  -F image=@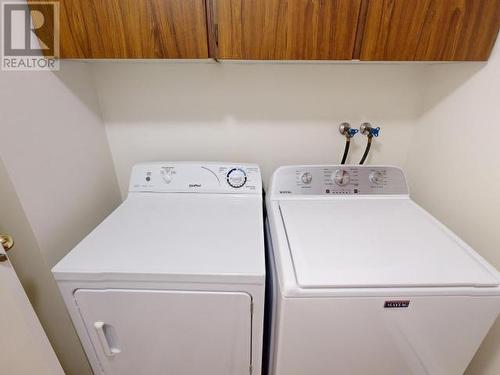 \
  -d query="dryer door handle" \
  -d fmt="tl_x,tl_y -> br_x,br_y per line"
94,322 -> 121,357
